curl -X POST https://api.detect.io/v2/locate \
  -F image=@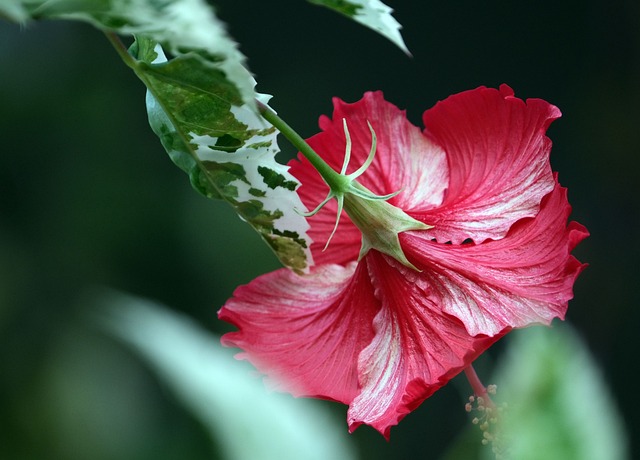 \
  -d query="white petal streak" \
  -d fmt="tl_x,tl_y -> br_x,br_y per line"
346,253 -> 494,437
348,305 -> 402,428
429,270 -> 559,337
